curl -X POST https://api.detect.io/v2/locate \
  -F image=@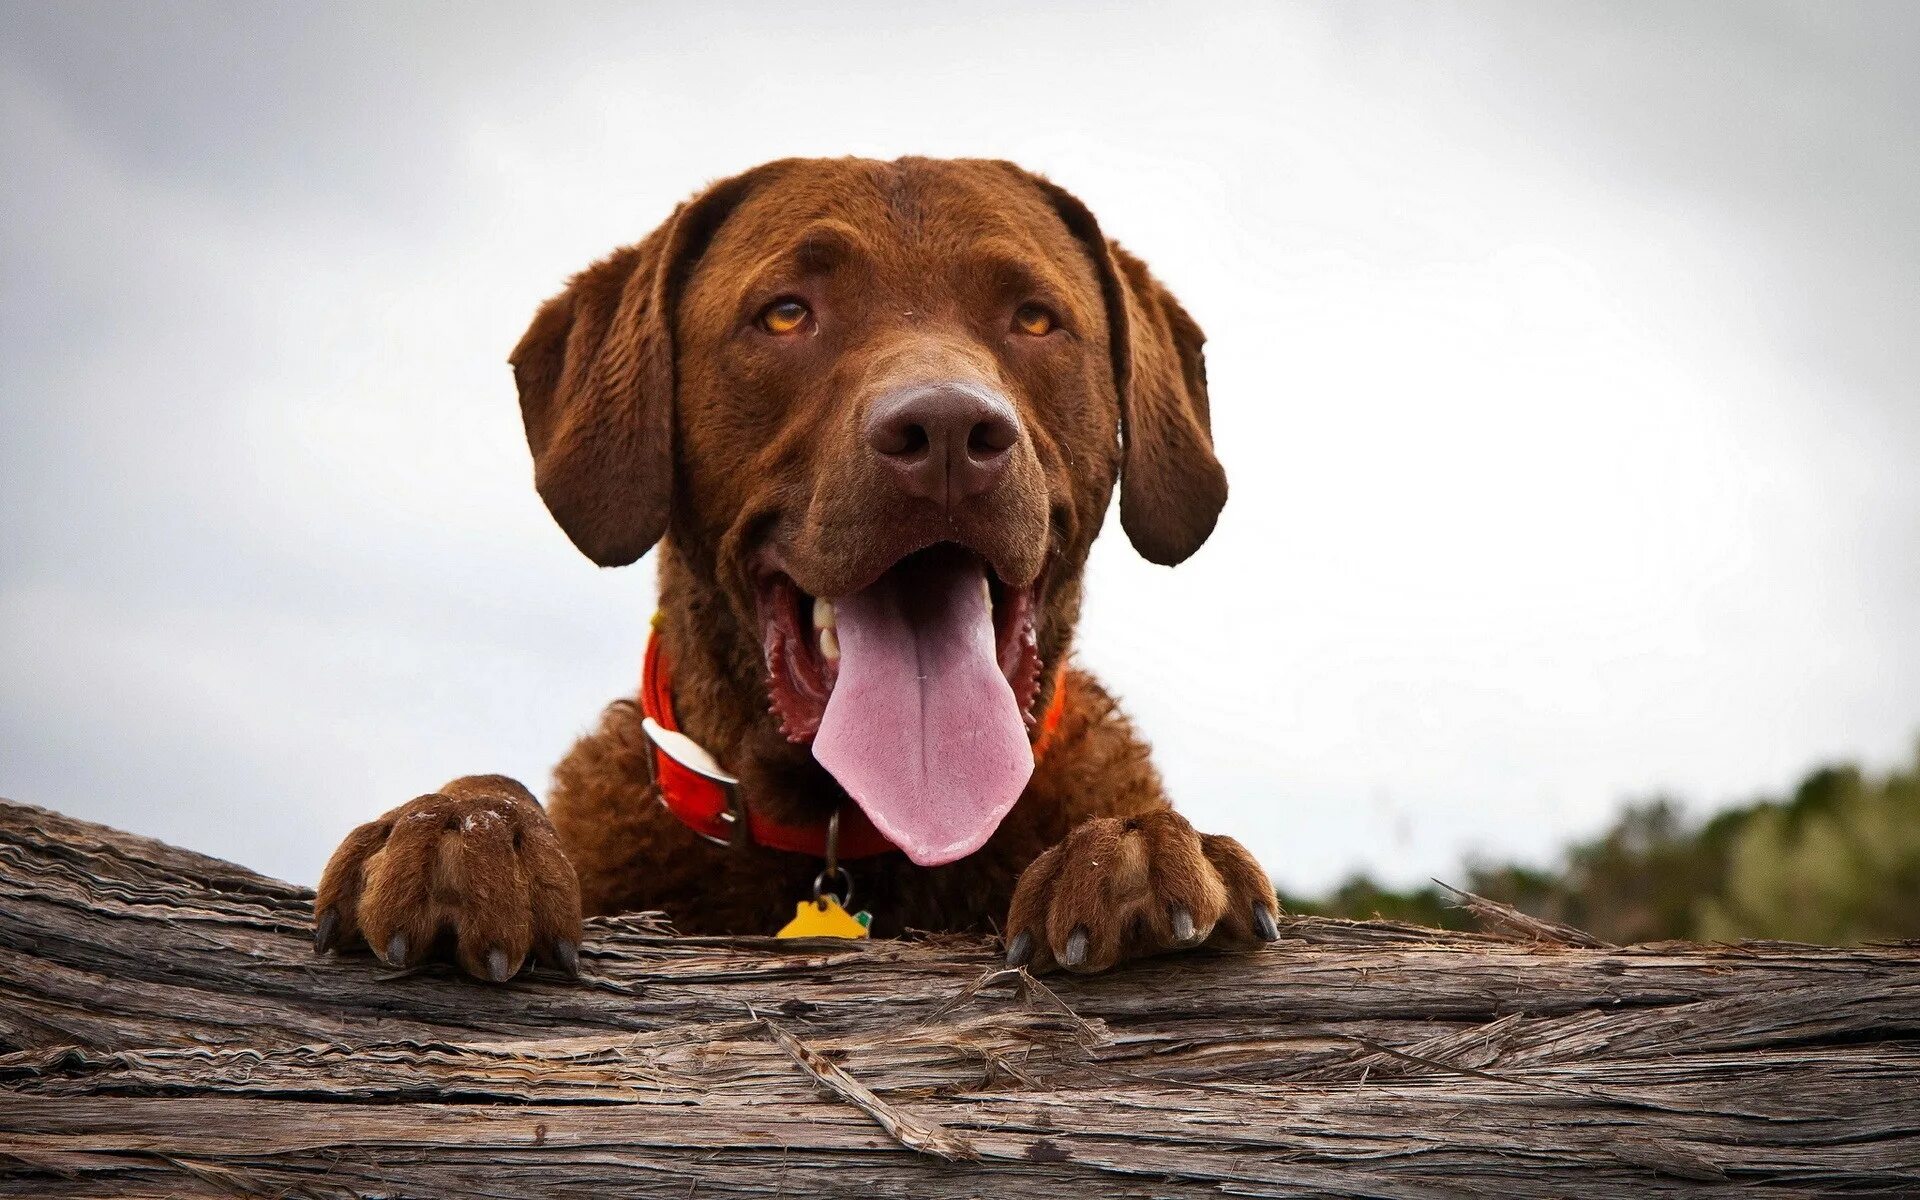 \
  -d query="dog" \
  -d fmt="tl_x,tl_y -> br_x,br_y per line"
312,157 -> 1278,980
